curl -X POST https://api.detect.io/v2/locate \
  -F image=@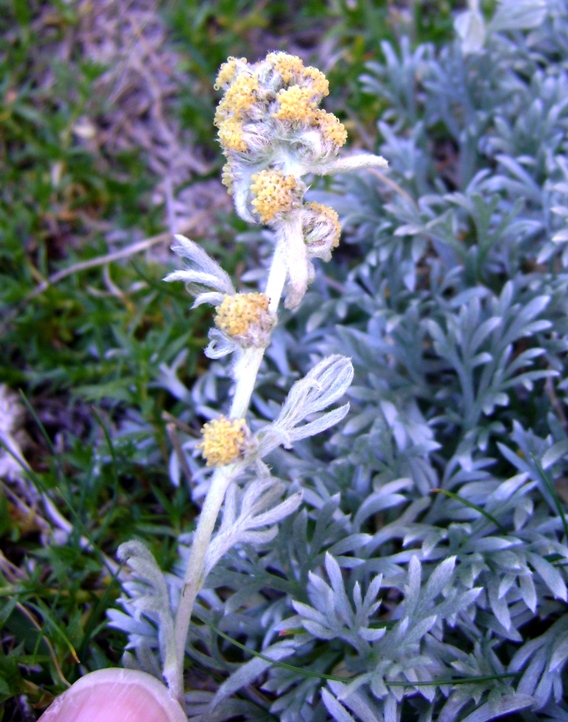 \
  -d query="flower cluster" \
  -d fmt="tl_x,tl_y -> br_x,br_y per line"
214,52 -> 344,185
214,51 -> 387,309
214,52 -> 346,223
